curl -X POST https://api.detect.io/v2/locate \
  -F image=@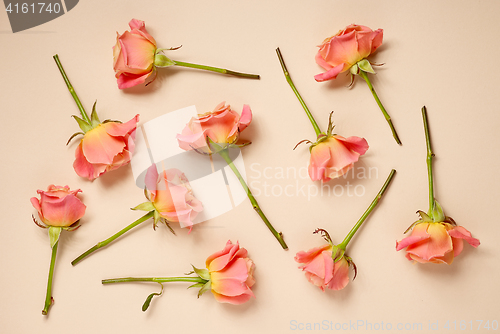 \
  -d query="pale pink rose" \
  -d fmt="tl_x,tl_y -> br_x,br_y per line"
144,164 -> 203,231
177,102 -> 252,153
309,135 -> 368,182
315,24 -> 383,82
206,240 -> 255,304
396,222 -> 480,264
73,115 -> 139,181
30,185 -> 86,228
113,19 -> 157,89
295,244 -> 350,291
